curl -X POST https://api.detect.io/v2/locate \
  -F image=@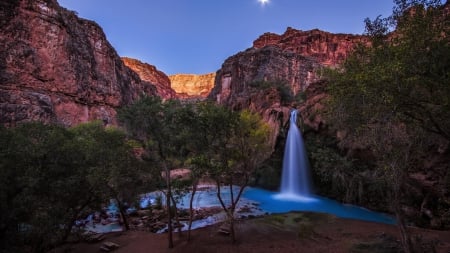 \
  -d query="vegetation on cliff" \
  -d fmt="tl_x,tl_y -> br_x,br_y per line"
324,0 -> 449,251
